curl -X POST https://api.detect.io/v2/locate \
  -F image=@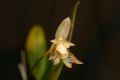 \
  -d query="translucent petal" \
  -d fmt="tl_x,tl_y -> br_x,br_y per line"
55,17 -> 71,39
68,52 -> 83,64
